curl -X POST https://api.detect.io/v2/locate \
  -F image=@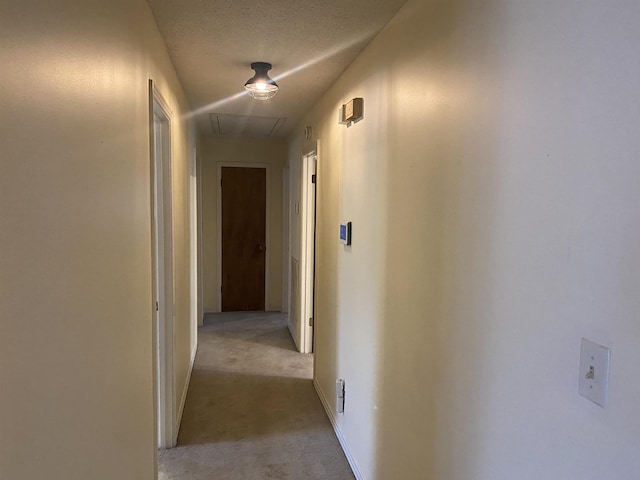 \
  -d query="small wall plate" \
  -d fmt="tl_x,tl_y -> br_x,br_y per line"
579,338 -> 611,407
